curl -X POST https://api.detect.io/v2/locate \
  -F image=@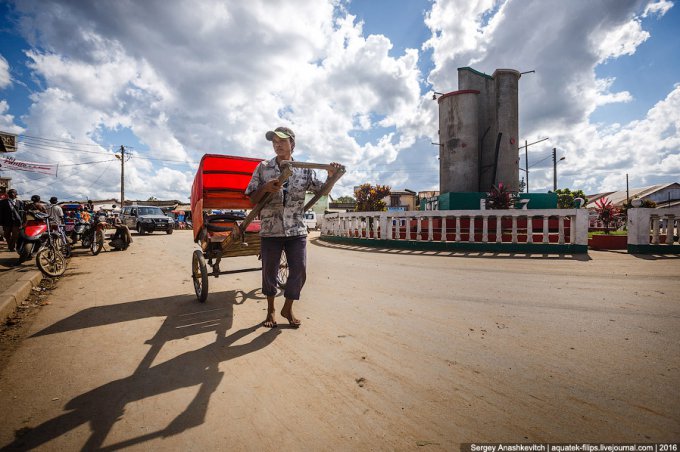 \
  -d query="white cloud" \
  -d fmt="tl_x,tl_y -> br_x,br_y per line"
643,0 -> 673,17
592,17 -> 650,61
10,0 -> 430,199
0,100 -> 23,134
0,55 -> 10,89
4,0 -> 678,202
